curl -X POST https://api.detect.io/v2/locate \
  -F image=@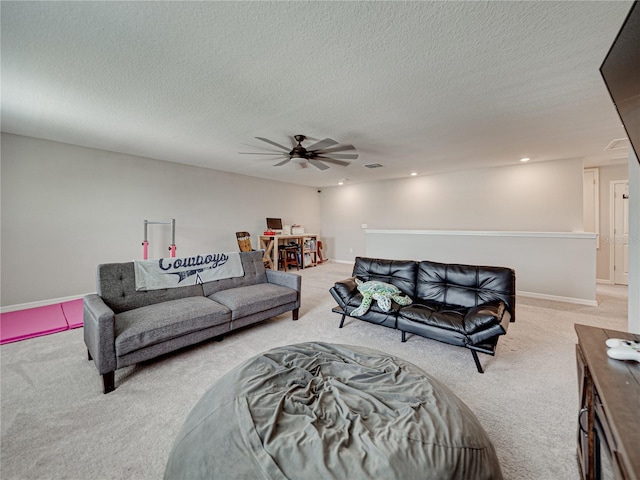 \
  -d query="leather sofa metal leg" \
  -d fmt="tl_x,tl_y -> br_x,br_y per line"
103,372 -> 115,394
401,331 -> 407,342
87,349 -> 92,361
471,350 -> 485,374
292,308 -> 299,321
339,314 -> 346,328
